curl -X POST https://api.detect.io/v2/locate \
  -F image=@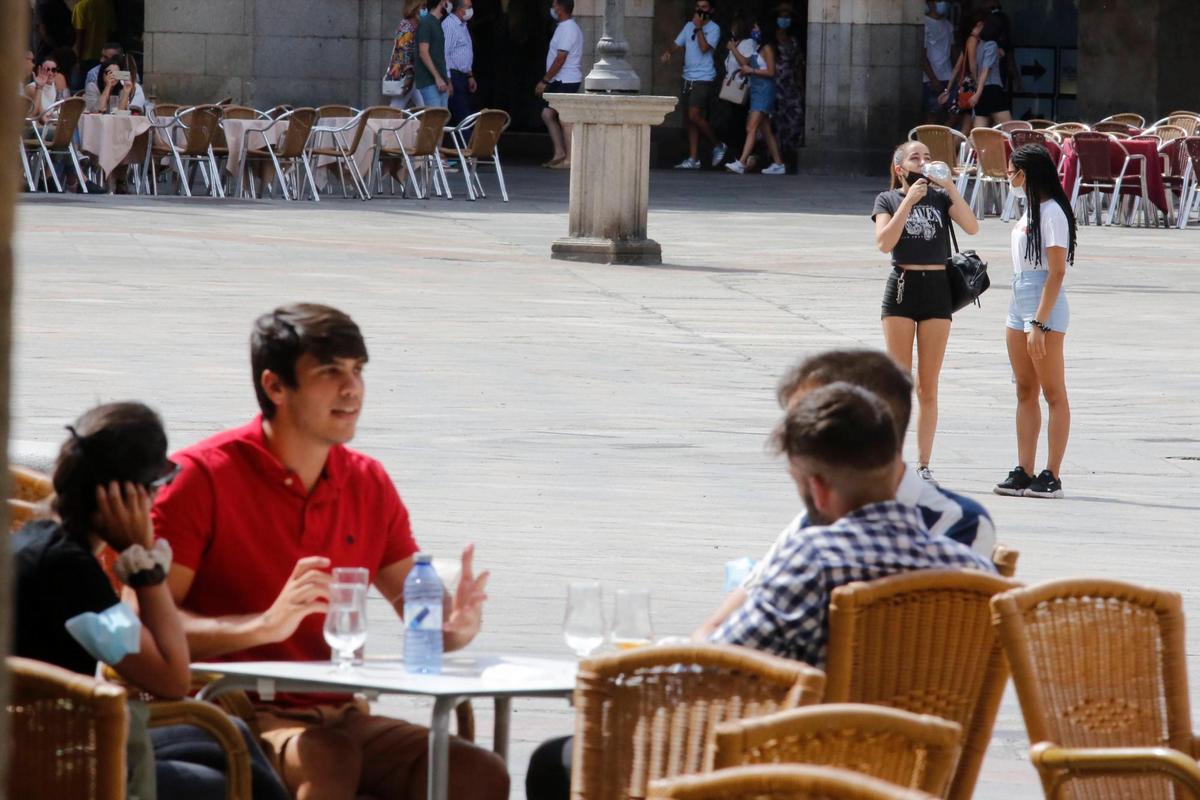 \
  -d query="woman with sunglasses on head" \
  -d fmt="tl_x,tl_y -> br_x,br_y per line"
872,140 -> 978,483
11,402 -> 288,800
994,144 -> 1076,499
